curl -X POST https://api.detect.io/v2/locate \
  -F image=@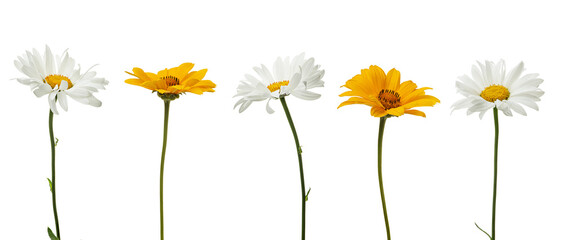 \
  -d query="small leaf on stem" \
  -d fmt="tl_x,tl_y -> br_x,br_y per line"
47,178 -> 52,192
47,227 -> 59,240
474,222 -> 492,240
